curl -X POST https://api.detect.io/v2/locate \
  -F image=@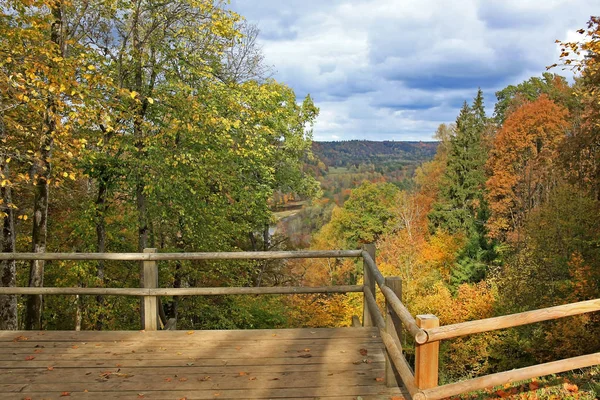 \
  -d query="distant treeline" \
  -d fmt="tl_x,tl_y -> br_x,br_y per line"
312,140 -> 439,168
